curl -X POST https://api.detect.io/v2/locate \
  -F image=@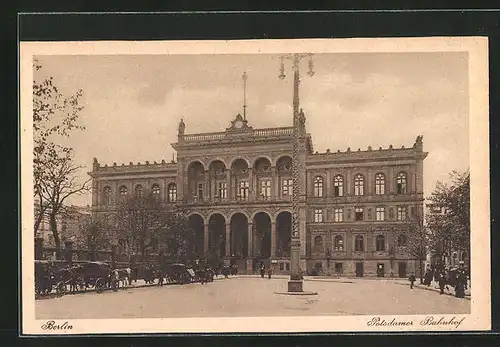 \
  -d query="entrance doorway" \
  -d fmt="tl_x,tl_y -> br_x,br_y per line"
377,263 -> 385,277
188,214 -> 205,258
355,262 -> 364,277
398,262 -> 407,278
253,212 -> 271,258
